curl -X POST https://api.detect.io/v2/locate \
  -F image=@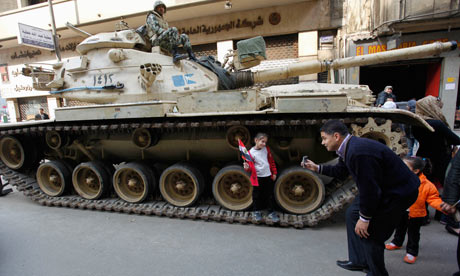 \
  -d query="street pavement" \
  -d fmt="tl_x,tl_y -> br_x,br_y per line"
0,189 -> 457,276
